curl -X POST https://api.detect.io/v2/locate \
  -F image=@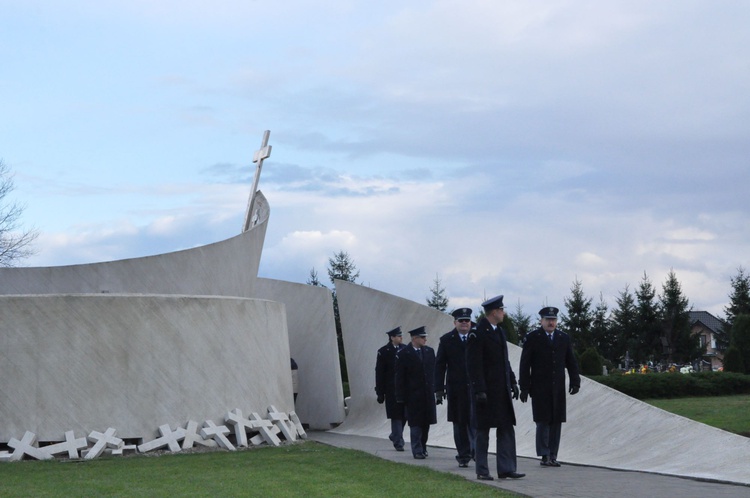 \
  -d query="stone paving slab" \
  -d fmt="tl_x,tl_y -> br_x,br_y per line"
309,431 -> 749,498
